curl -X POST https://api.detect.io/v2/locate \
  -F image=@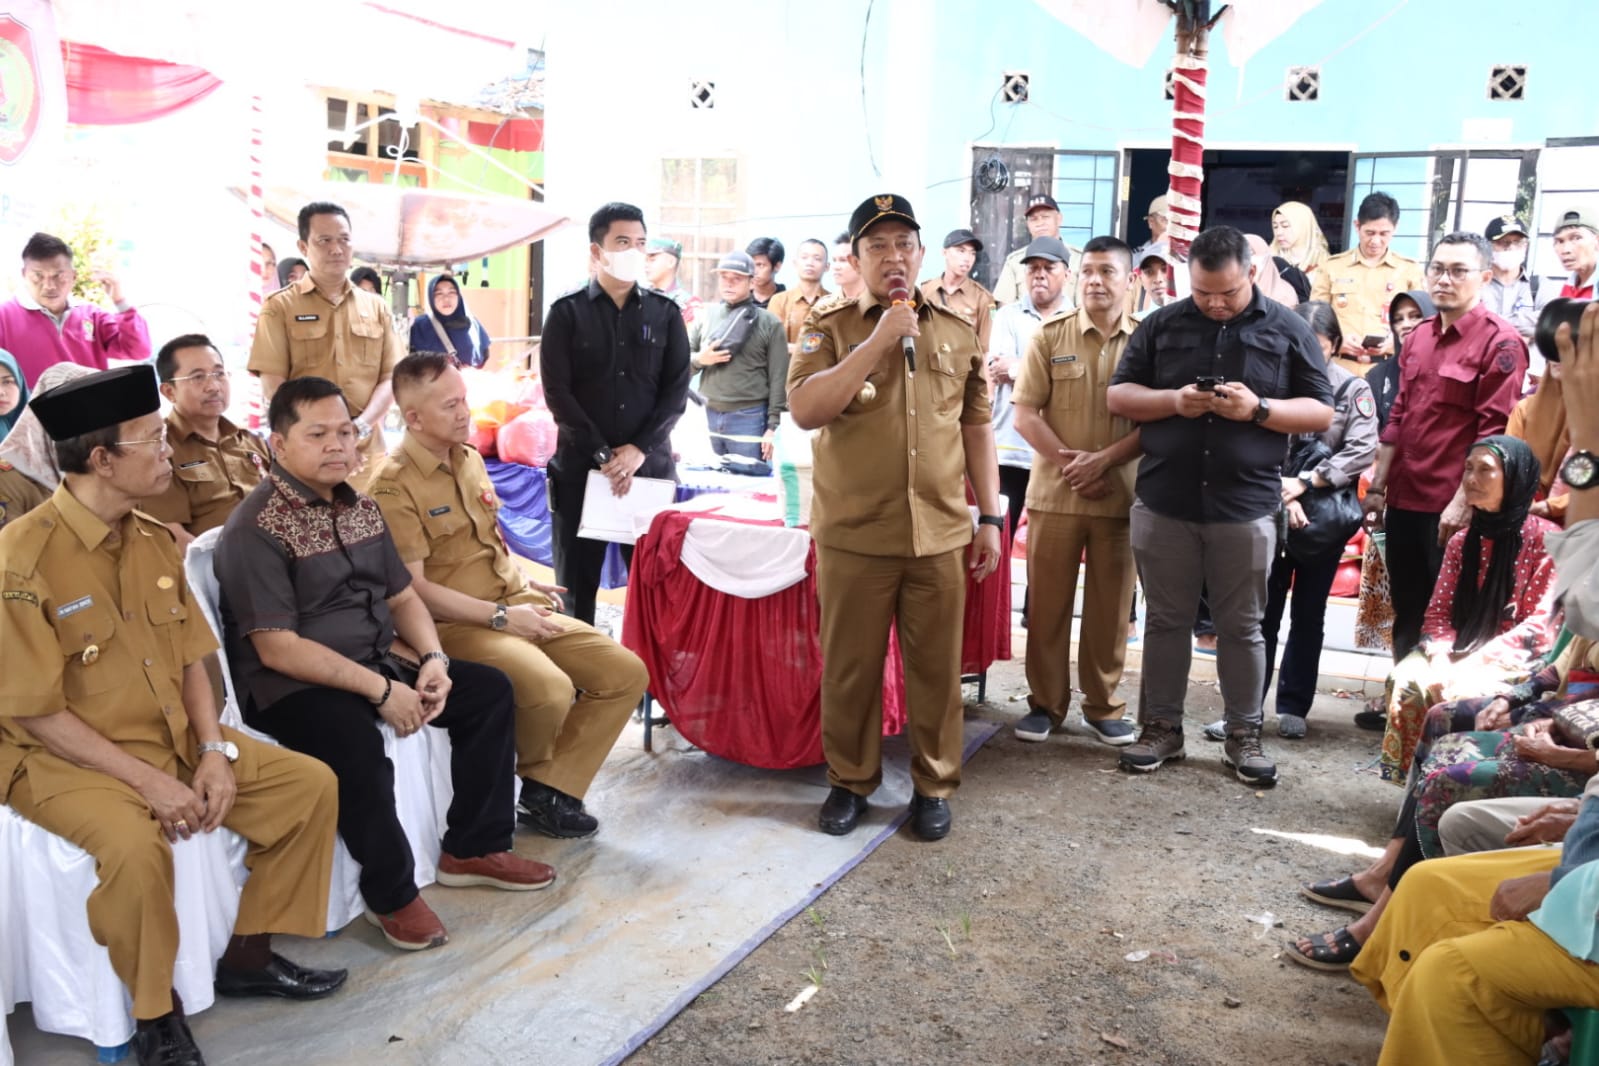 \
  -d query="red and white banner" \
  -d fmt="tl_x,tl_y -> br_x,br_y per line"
0,0 -> 66,167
